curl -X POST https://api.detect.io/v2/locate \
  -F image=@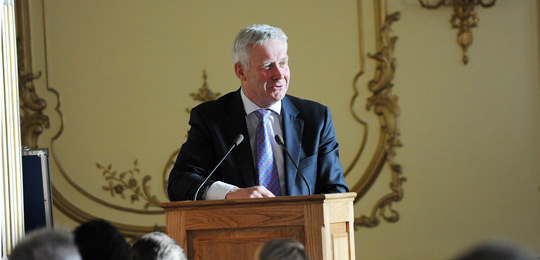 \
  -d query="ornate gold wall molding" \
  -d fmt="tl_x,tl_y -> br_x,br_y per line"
49,136 -> 165,214
347,0 -> 405,228
419,0 -> 497,64
94,70 -> 219,208
16,0 -> 49,148
97,160 -> 162,209
189,70 -> 221,103
15,0 -> 167,237
52,187 -> 163,242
